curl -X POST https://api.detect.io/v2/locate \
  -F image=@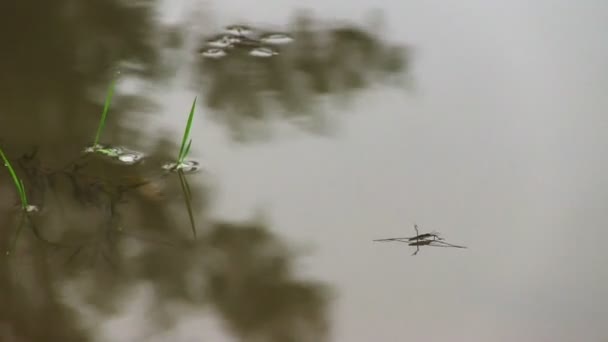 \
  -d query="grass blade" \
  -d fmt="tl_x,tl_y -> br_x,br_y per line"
93,77 -> 117,146
182,139 -> 192,163
177,97 -> 197,163
177,169 -> 196,238
179,168 -> 192,201
19,179 -> 27,208
0,147 -> 27,208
